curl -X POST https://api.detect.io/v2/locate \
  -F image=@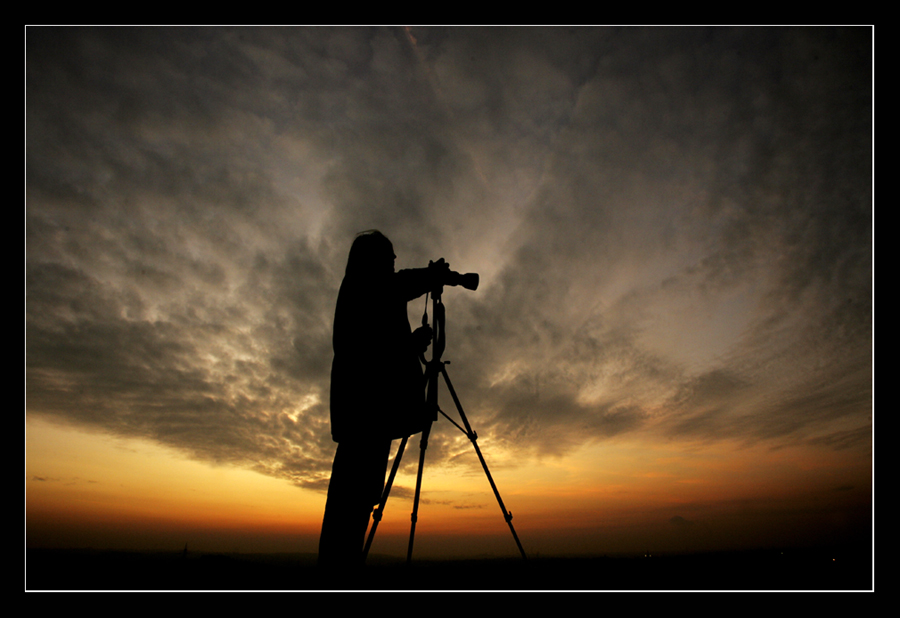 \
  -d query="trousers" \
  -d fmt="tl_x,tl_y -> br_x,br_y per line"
317,438 -> 392,567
